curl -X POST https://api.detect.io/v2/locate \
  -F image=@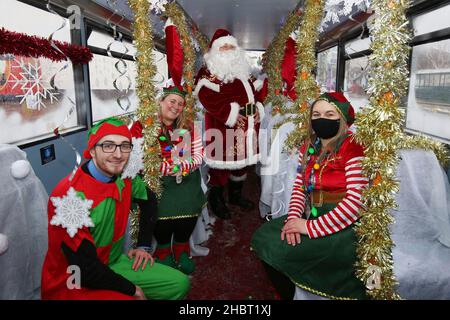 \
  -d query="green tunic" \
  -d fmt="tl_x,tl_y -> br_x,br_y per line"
158,169 -> 207,220
251,203 -> 367,300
